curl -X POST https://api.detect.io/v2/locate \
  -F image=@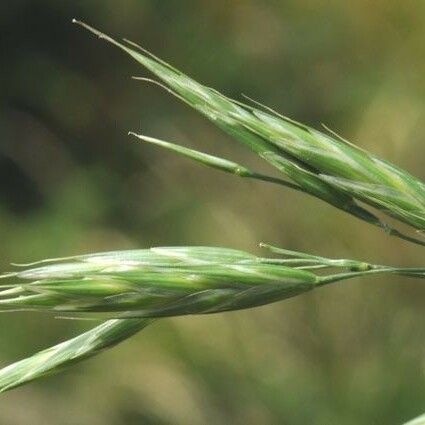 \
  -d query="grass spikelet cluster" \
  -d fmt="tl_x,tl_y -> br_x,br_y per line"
0,21 -> 424,412
0,245 -> 424,392
2,246 -> 424,318
72,20 -> 425,243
